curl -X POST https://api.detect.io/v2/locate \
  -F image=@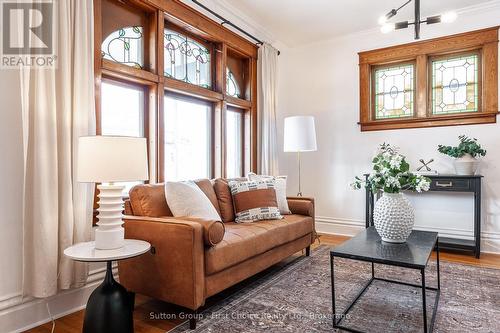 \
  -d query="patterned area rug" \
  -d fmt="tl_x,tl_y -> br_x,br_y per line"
169,245 -> 500,332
